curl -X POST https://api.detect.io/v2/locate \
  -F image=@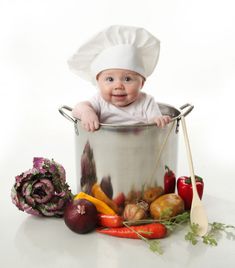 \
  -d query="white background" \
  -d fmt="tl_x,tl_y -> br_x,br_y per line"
0,0 -> 235,267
